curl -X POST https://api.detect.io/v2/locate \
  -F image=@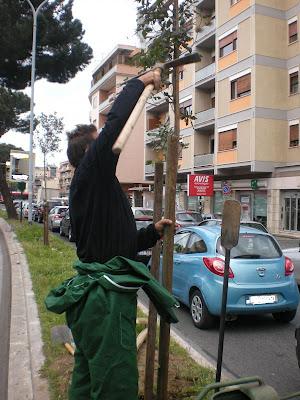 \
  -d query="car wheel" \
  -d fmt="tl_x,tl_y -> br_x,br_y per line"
272,309 -> 297,323
190,289 -> 215,329
59,224 -> 64,236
